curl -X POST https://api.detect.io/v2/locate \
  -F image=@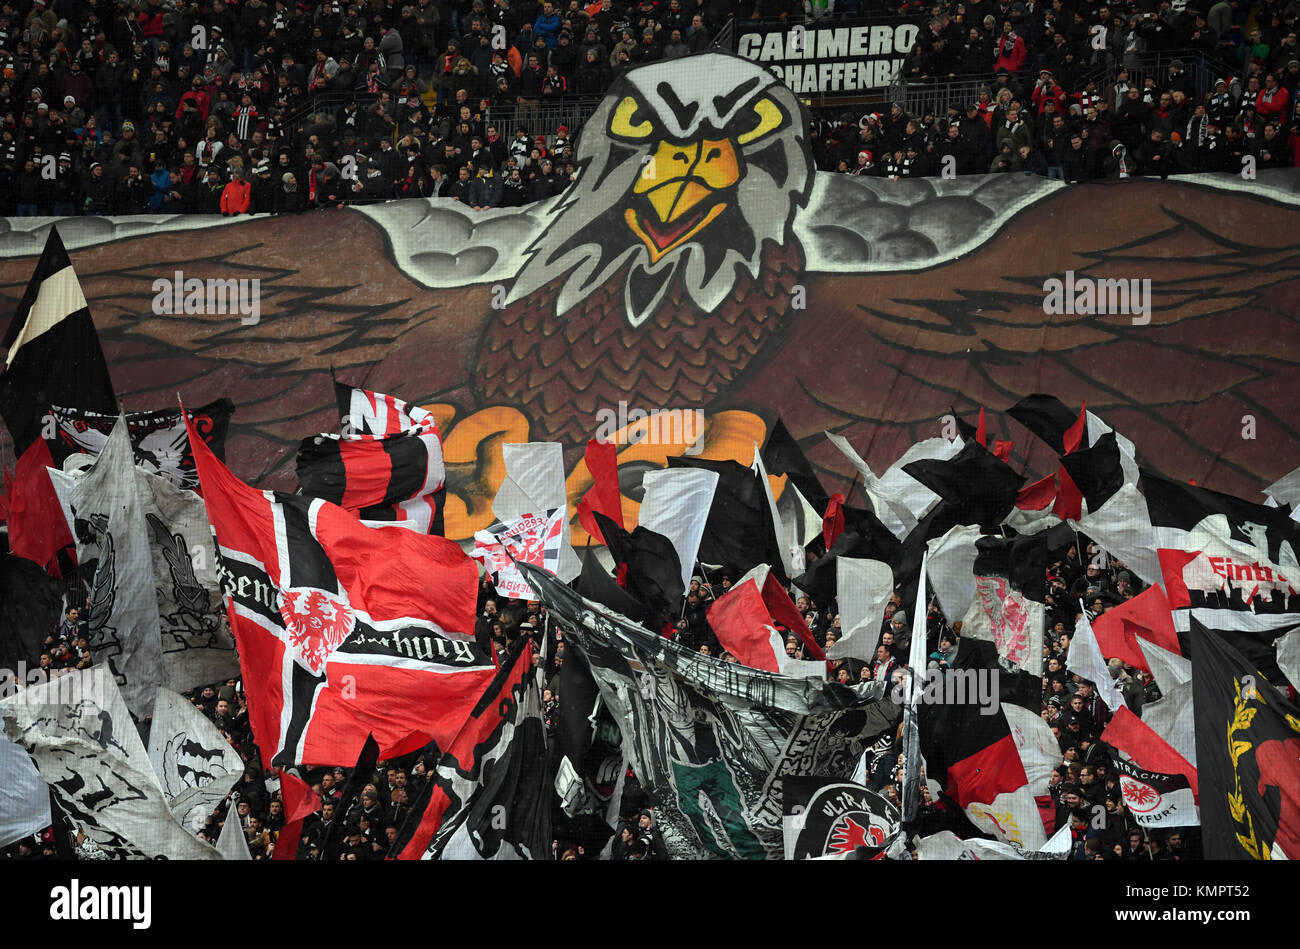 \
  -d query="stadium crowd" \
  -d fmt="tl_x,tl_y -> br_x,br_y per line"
3,0 -> 1298,218
0,520 -> 1205,861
